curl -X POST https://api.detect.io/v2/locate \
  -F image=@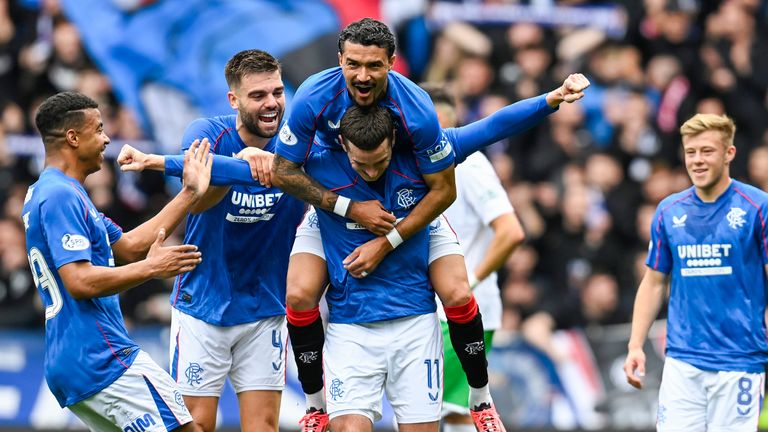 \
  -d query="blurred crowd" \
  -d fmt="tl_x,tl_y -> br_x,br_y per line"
1,0 -> 768,351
